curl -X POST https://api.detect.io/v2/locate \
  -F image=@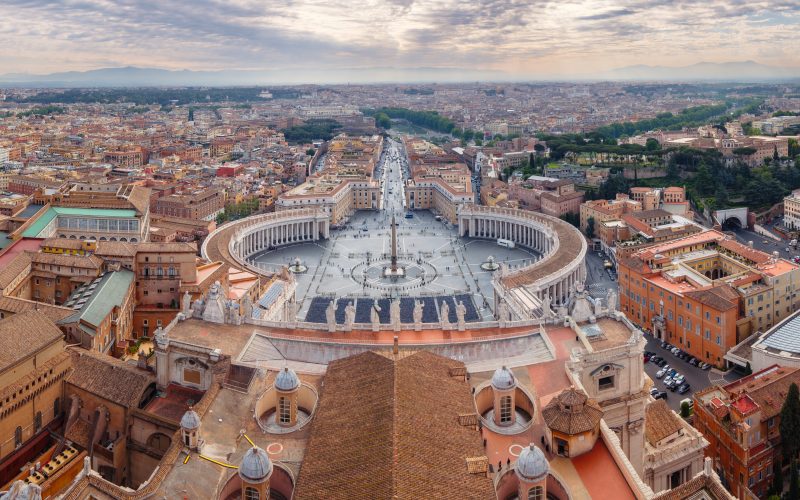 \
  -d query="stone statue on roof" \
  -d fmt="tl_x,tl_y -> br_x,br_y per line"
344,301 -> 356,330
541,294 -> 554,319
607,289 -> 617,313
413,299 -> 424,325
325,300 -> 336,332
182,290 -> 191,316
456,300 -> 467,327
440,301 -> 450,328
390,299 -> 401,331
498,300 -> 510,324
371,301 -> 381,331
